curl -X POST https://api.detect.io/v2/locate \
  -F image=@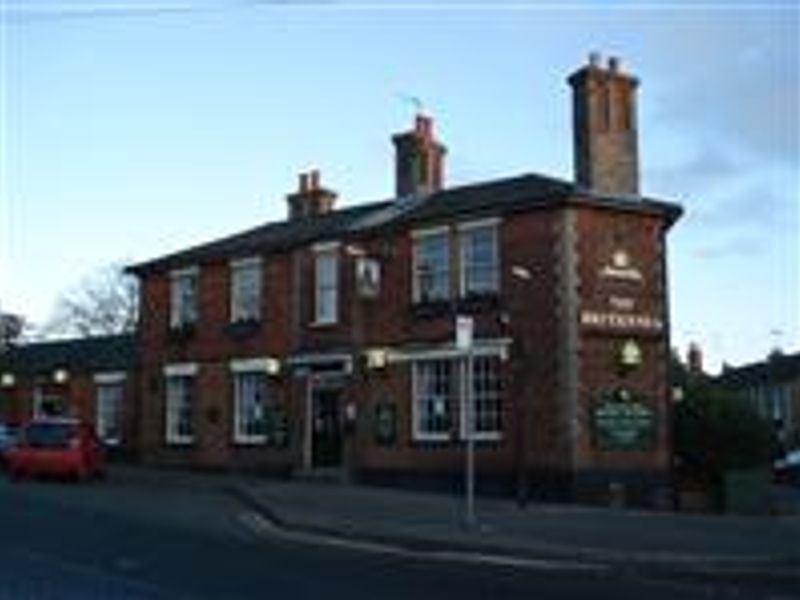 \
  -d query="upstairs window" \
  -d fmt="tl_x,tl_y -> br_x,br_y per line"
460,221 -> 499,296
230,257 -> 262,323
314,246 -> 338,324
170,267 -> 198,328
413,228 -> 450,303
